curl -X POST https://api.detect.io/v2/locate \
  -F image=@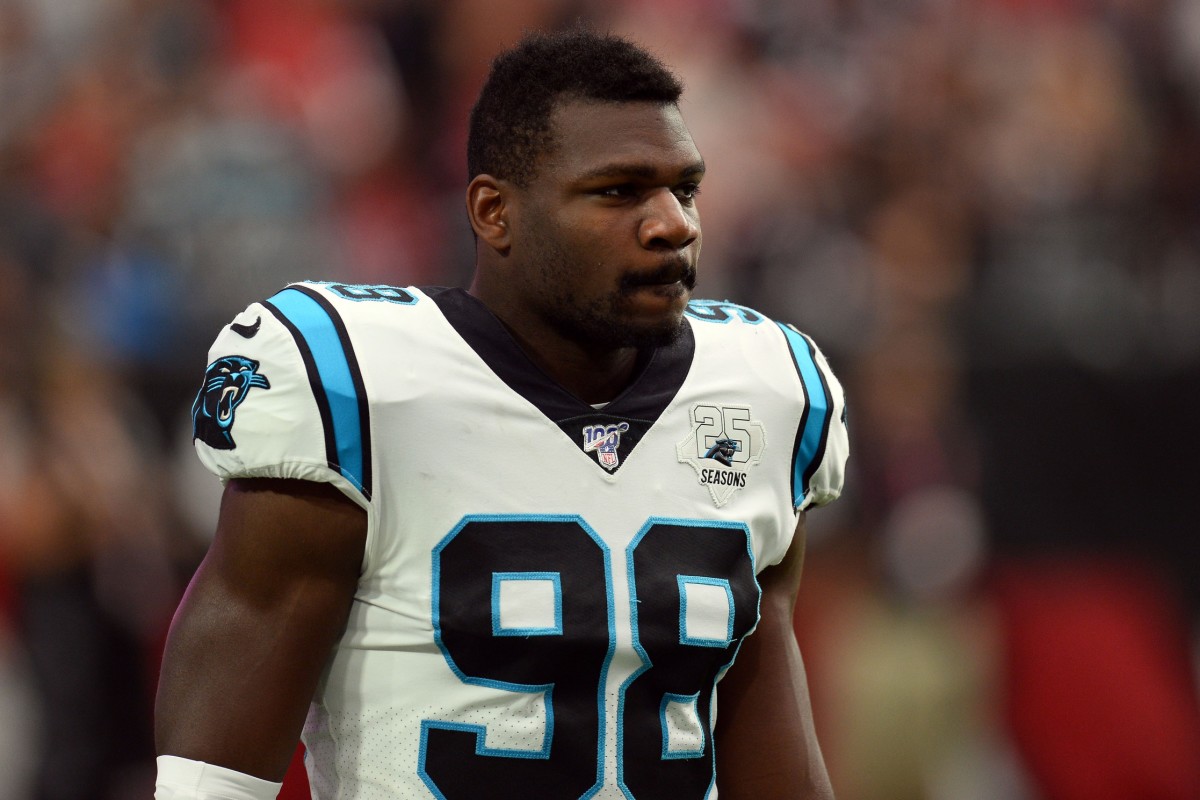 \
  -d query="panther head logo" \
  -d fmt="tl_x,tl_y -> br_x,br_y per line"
704,437 -> 741,467
192,355 -> 271,450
